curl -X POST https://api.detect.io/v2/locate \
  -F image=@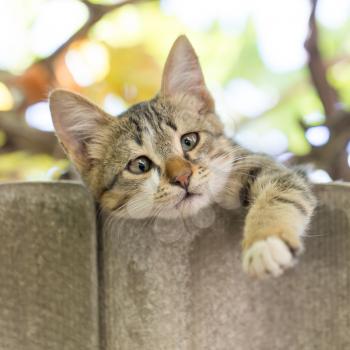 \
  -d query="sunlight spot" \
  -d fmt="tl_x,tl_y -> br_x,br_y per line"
346,140 -> 350,154
0,82 -> 14,111
104,94 -> 126,116
25,102 -> 54,132
303,111 -> 325,125
253,0 -> 310,72
309,169 -> 332,183
235,128 -> 288,156
116,6 -> 141,34
224,79 -> 278,118
305,126 -> 330,147
161,0 -> 218,30
317,0 -> 350,29
65,41 -> 110,86
0,2 -> 32,72
92,5 -> 142,47
31,0 -> 88,57
161,0 -> 251,33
